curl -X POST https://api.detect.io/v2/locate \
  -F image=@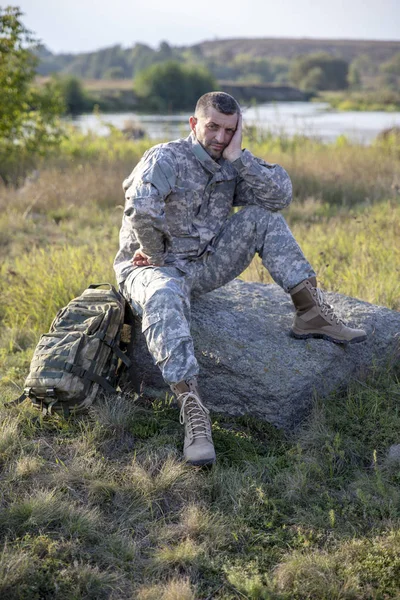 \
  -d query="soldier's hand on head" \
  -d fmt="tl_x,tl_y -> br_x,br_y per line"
132,249 -> 160,267
223,113 -> 243,163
